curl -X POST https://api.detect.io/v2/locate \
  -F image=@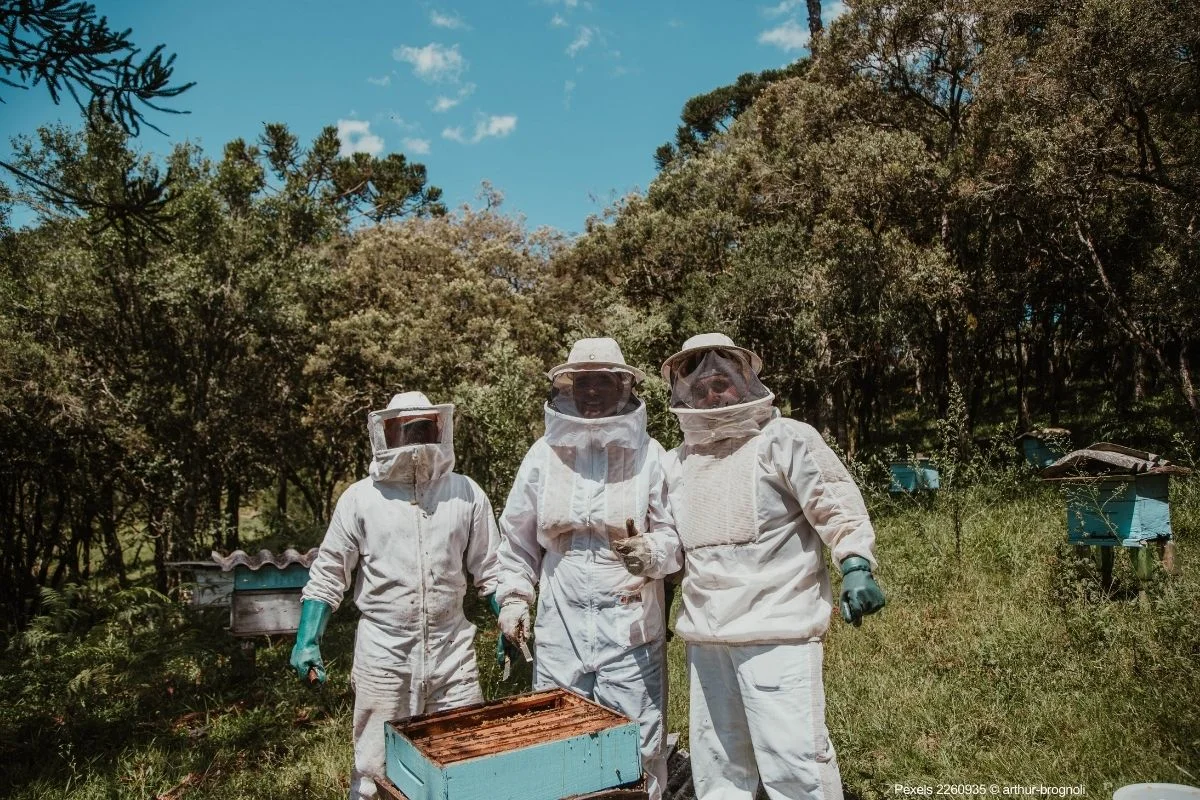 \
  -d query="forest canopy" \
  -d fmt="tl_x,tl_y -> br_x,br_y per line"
2,0 -> 1198,628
